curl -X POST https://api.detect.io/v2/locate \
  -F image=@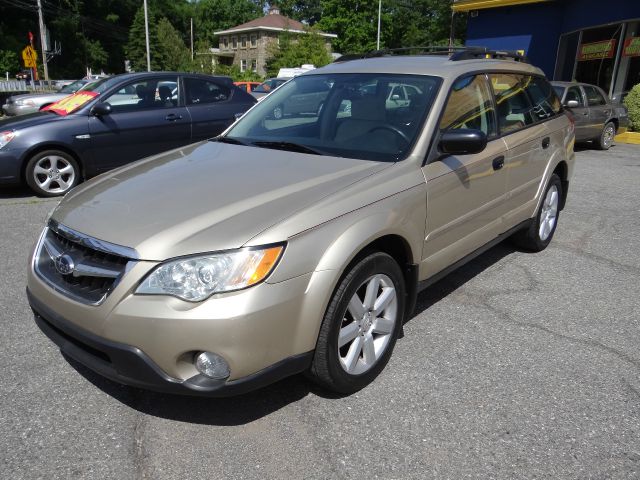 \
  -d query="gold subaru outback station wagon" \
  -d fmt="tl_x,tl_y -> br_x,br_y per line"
27,48 -> 575,396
